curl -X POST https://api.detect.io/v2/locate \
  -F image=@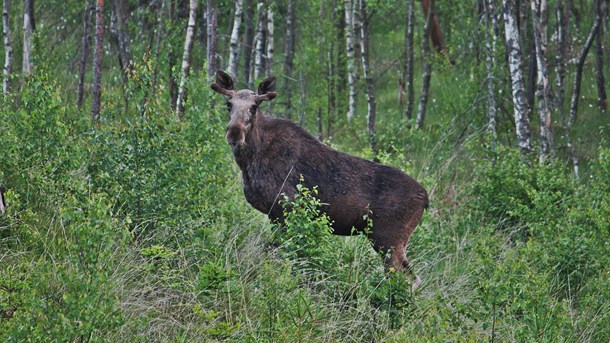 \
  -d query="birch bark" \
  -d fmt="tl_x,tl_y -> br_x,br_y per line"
22,0 -> 34,75
403,0 -> 415,125
227,0 -> 243,78
176,0 -> 198,116
531,0 -> 554,163
358,0 -> 377,156
485,0 -> 497,144
252,1 -> 265,81
242,0 -> 254,86
503,0 -> 531,154
265,4 -> 274,75
345,0 -> 357,122
2,0 -> 12,95
206,0 -> 217,80
594,0 -> 607,110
